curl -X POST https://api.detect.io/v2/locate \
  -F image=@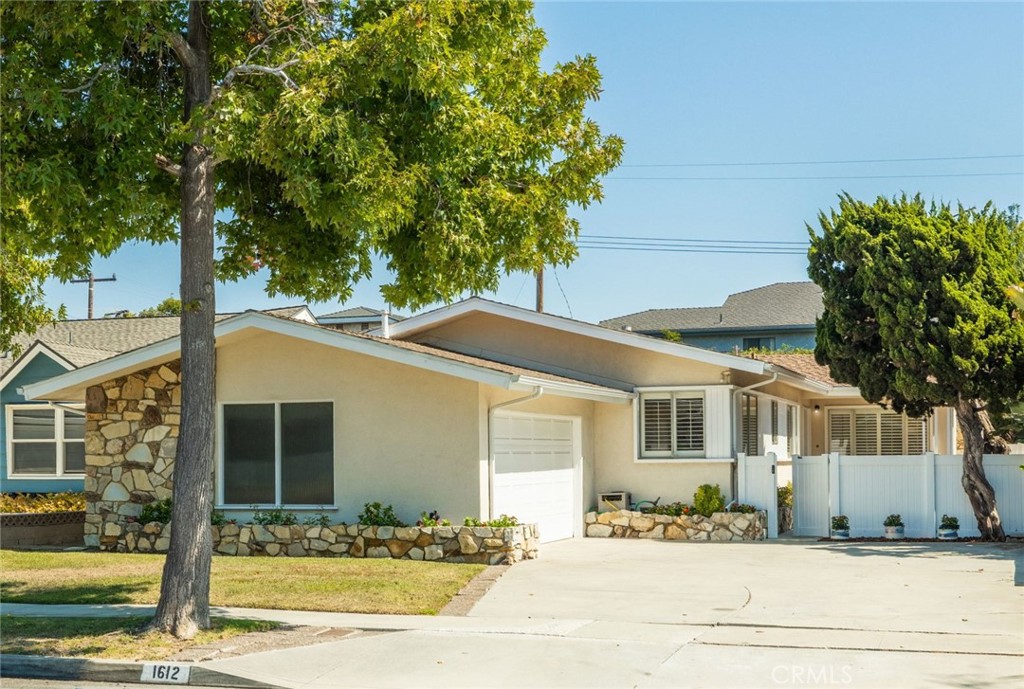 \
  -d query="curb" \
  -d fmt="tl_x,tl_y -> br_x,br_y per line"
0,654 -> 283,688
